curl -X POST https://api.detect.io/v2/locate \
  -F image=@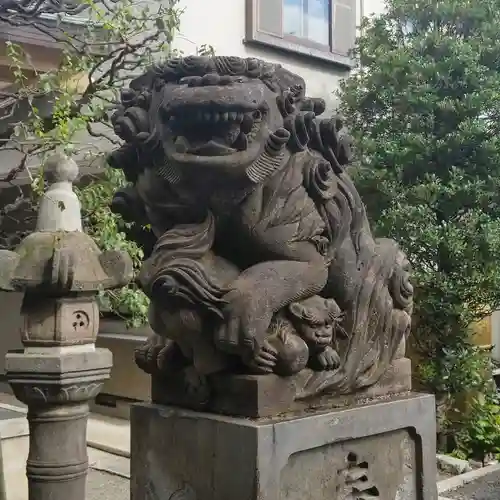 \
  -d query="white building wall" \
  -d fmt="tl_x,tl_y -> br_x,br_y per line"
172,0 -> 386,113
362,0 -> 386,17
